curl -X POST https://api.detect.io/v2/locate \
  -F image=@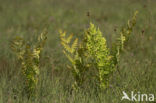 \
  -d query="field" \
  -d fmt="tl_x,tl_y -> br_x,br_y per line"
0,0 -> 156,103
